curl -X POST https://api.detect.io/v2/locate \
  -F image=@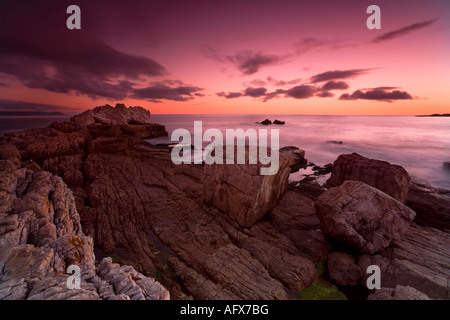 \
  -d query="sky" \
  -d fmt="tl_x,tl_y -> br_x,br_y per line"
0,0 -> 449,115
